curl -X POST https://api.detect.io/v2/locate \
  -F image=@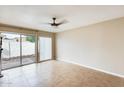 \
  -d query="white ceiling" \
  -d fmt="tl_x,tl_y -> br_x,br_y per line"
0,5 -> 124,32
